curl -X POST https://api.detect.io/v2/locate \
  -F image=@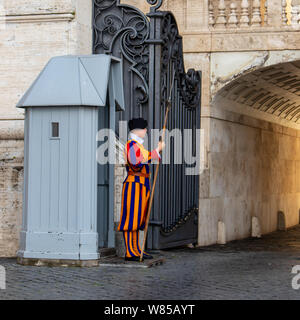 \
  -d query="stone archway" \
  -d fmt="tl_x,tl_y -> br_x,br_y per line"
198,57 -> 300,246
213,59 -> 300,129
